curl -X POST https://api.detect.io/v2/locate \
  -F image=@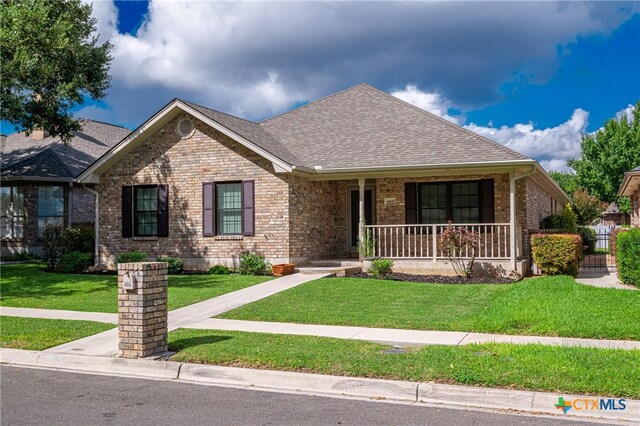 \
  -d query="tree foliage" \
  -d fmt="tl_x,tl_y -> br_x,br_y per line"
568,103 -> 640,210
572,189 -> 606,226
548,171 -> 578,199
0,0 -> 112,142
